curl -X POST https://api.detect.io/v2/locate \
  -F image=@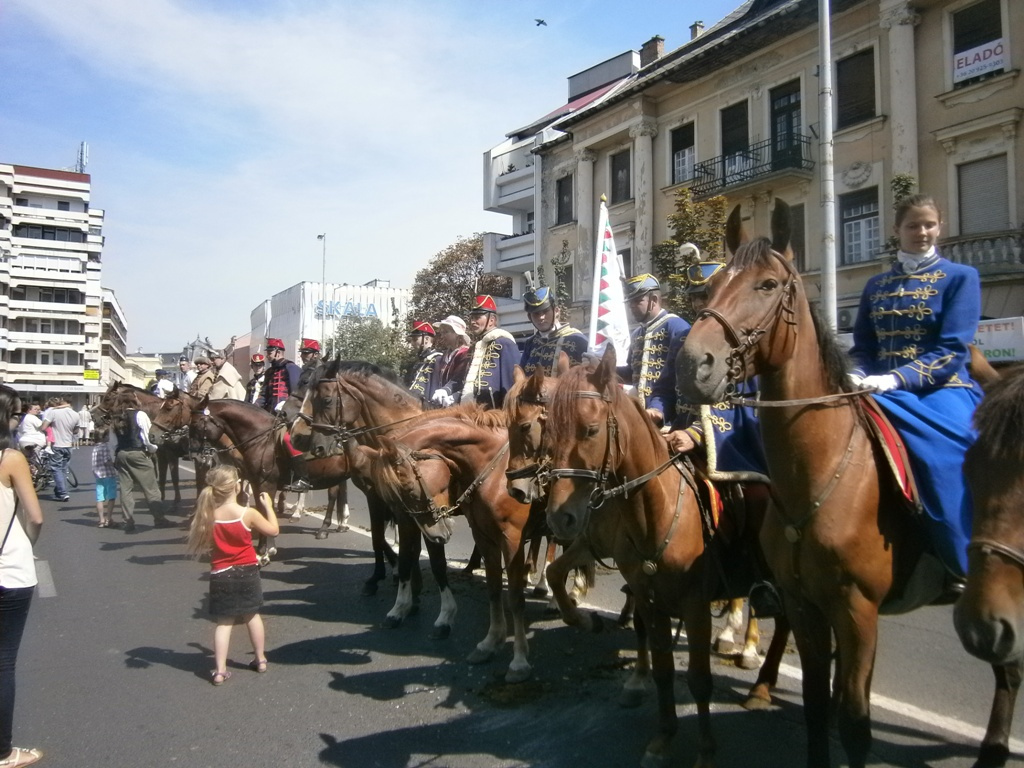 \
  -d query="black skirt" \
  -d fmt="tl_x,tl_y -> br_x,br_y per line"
208,564 -> 263,617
